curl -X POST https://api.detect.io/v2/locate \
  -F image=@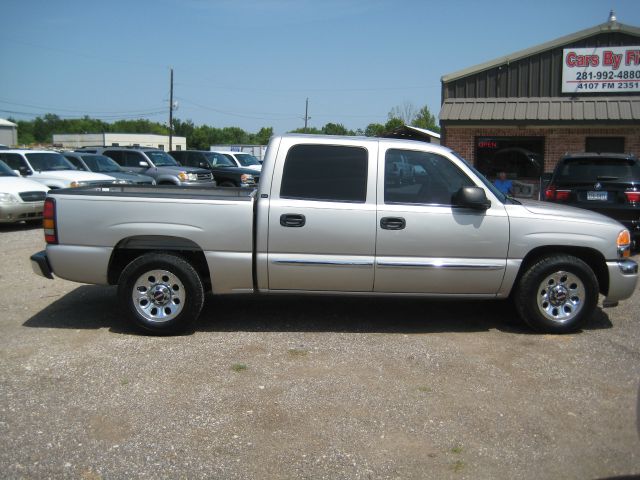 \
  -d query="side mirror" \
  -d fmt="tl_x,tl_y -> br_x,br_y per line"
453,186 -> 491,210
198,162 -> 208,169
18,166 -> 32,176
139,161 -> 149,167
